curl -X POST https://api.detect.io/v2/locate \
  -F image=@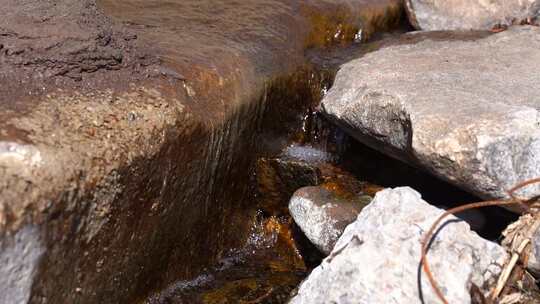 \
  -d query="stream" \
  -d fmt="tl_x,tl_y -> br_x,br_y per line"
143,33 -> 518,303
